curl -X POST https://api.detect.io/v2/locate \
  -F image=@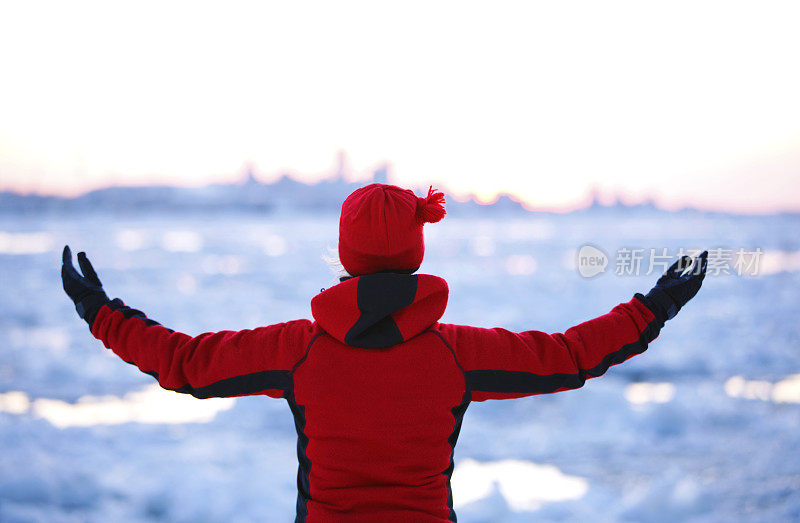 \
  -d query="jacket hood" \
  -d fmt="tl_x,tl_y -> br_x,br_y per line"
310,273 -> 448,349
